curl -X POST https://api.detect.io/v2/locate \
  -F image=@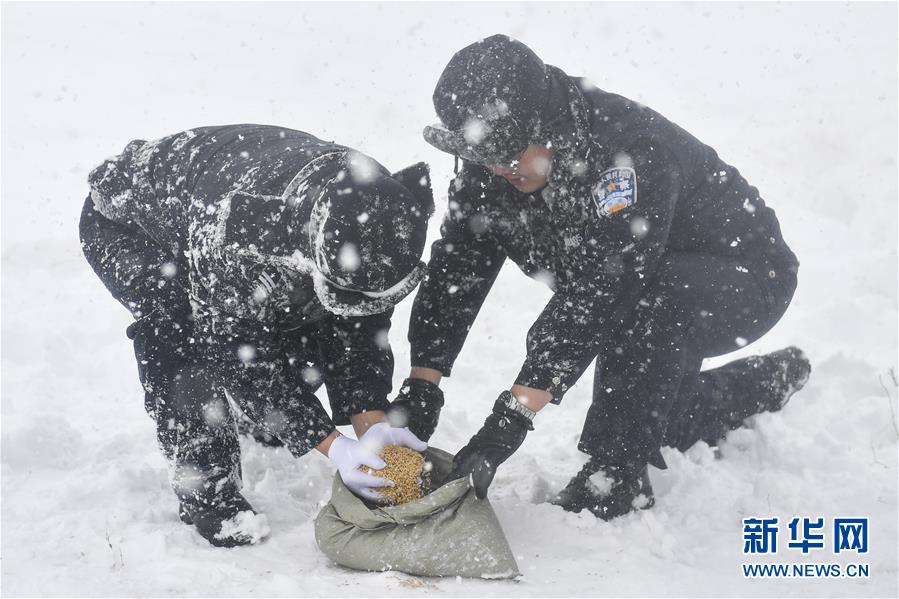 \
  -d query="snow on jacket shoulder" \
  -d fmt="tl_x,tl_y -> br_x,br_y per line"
88,124 -> 346,332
